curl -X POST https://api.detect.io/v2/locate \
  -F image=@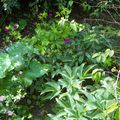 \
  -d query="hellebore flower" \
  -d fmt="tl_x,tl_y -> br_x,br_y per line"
24,30 -> 30,35
64,38 -> 71,44
35,11 -> 39,17
4,27 -> 9,32
13,24 -> 19,29
0,96 -> 6,101
7,111 -> 13,116
48,12 -> 53,17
